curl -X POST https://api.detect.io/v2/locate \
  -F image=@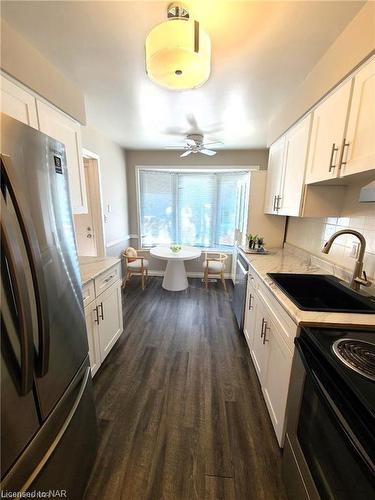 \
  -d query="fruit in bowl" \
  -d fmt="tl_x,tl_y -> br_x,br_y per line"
170,244 -> 182,253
